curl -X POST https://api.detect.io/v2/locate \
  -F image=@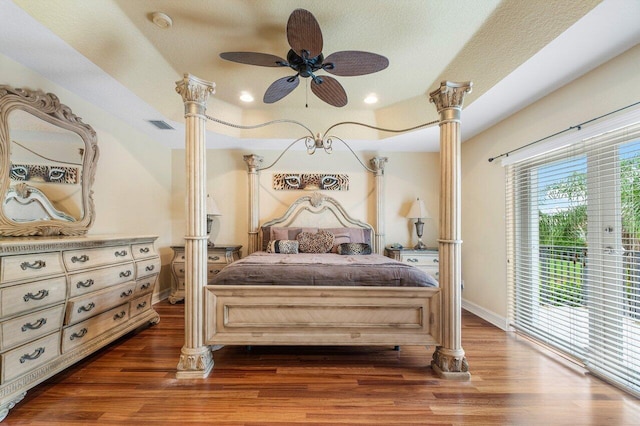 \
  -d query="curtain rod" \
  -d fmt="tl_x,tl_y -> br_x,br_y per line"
487,100 -> 640,163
